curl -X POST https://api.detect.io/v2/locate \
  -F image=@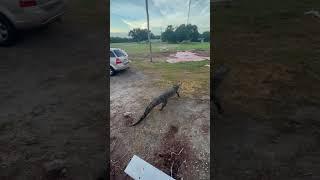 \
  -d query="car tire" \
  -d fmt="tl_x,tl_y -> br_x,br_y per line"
110,66 -> 115,76
0,15 -> 17,46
